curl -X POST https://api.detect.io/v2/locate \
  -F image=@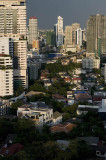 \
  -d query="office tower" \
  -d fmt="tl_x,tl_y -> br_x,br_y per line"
54,16 -> 63,47
54,24 -> 58,45
65,26 -> 72,45
32,40 -> 39,50
46,31 -> 56,46
0,0 -> 27,89
87,14 -> 106,56
76,28 -> 83,46
82,29 -> 87,42
71,23 -> 80,45
28,17 -> 38,46
27,61 -> 38,81
104,64 -> 106,83
0,54 -> 13,97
